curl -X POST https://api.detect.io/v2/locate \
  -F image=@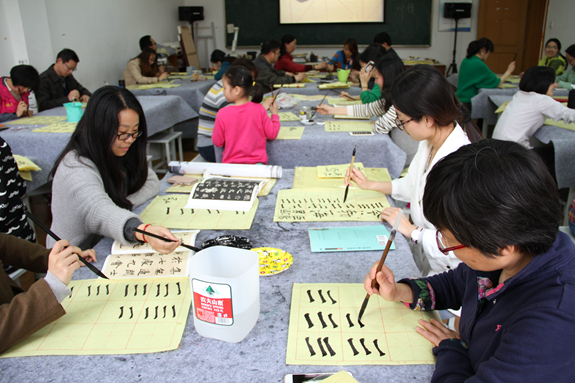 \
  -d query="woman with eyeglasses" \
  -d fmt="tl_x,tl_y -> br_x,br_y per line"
346,65 -> 481,276
364,139 -> 574,382
538,38 -> 567,76
48,86 -> 180,254
556,44 -> 575,90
